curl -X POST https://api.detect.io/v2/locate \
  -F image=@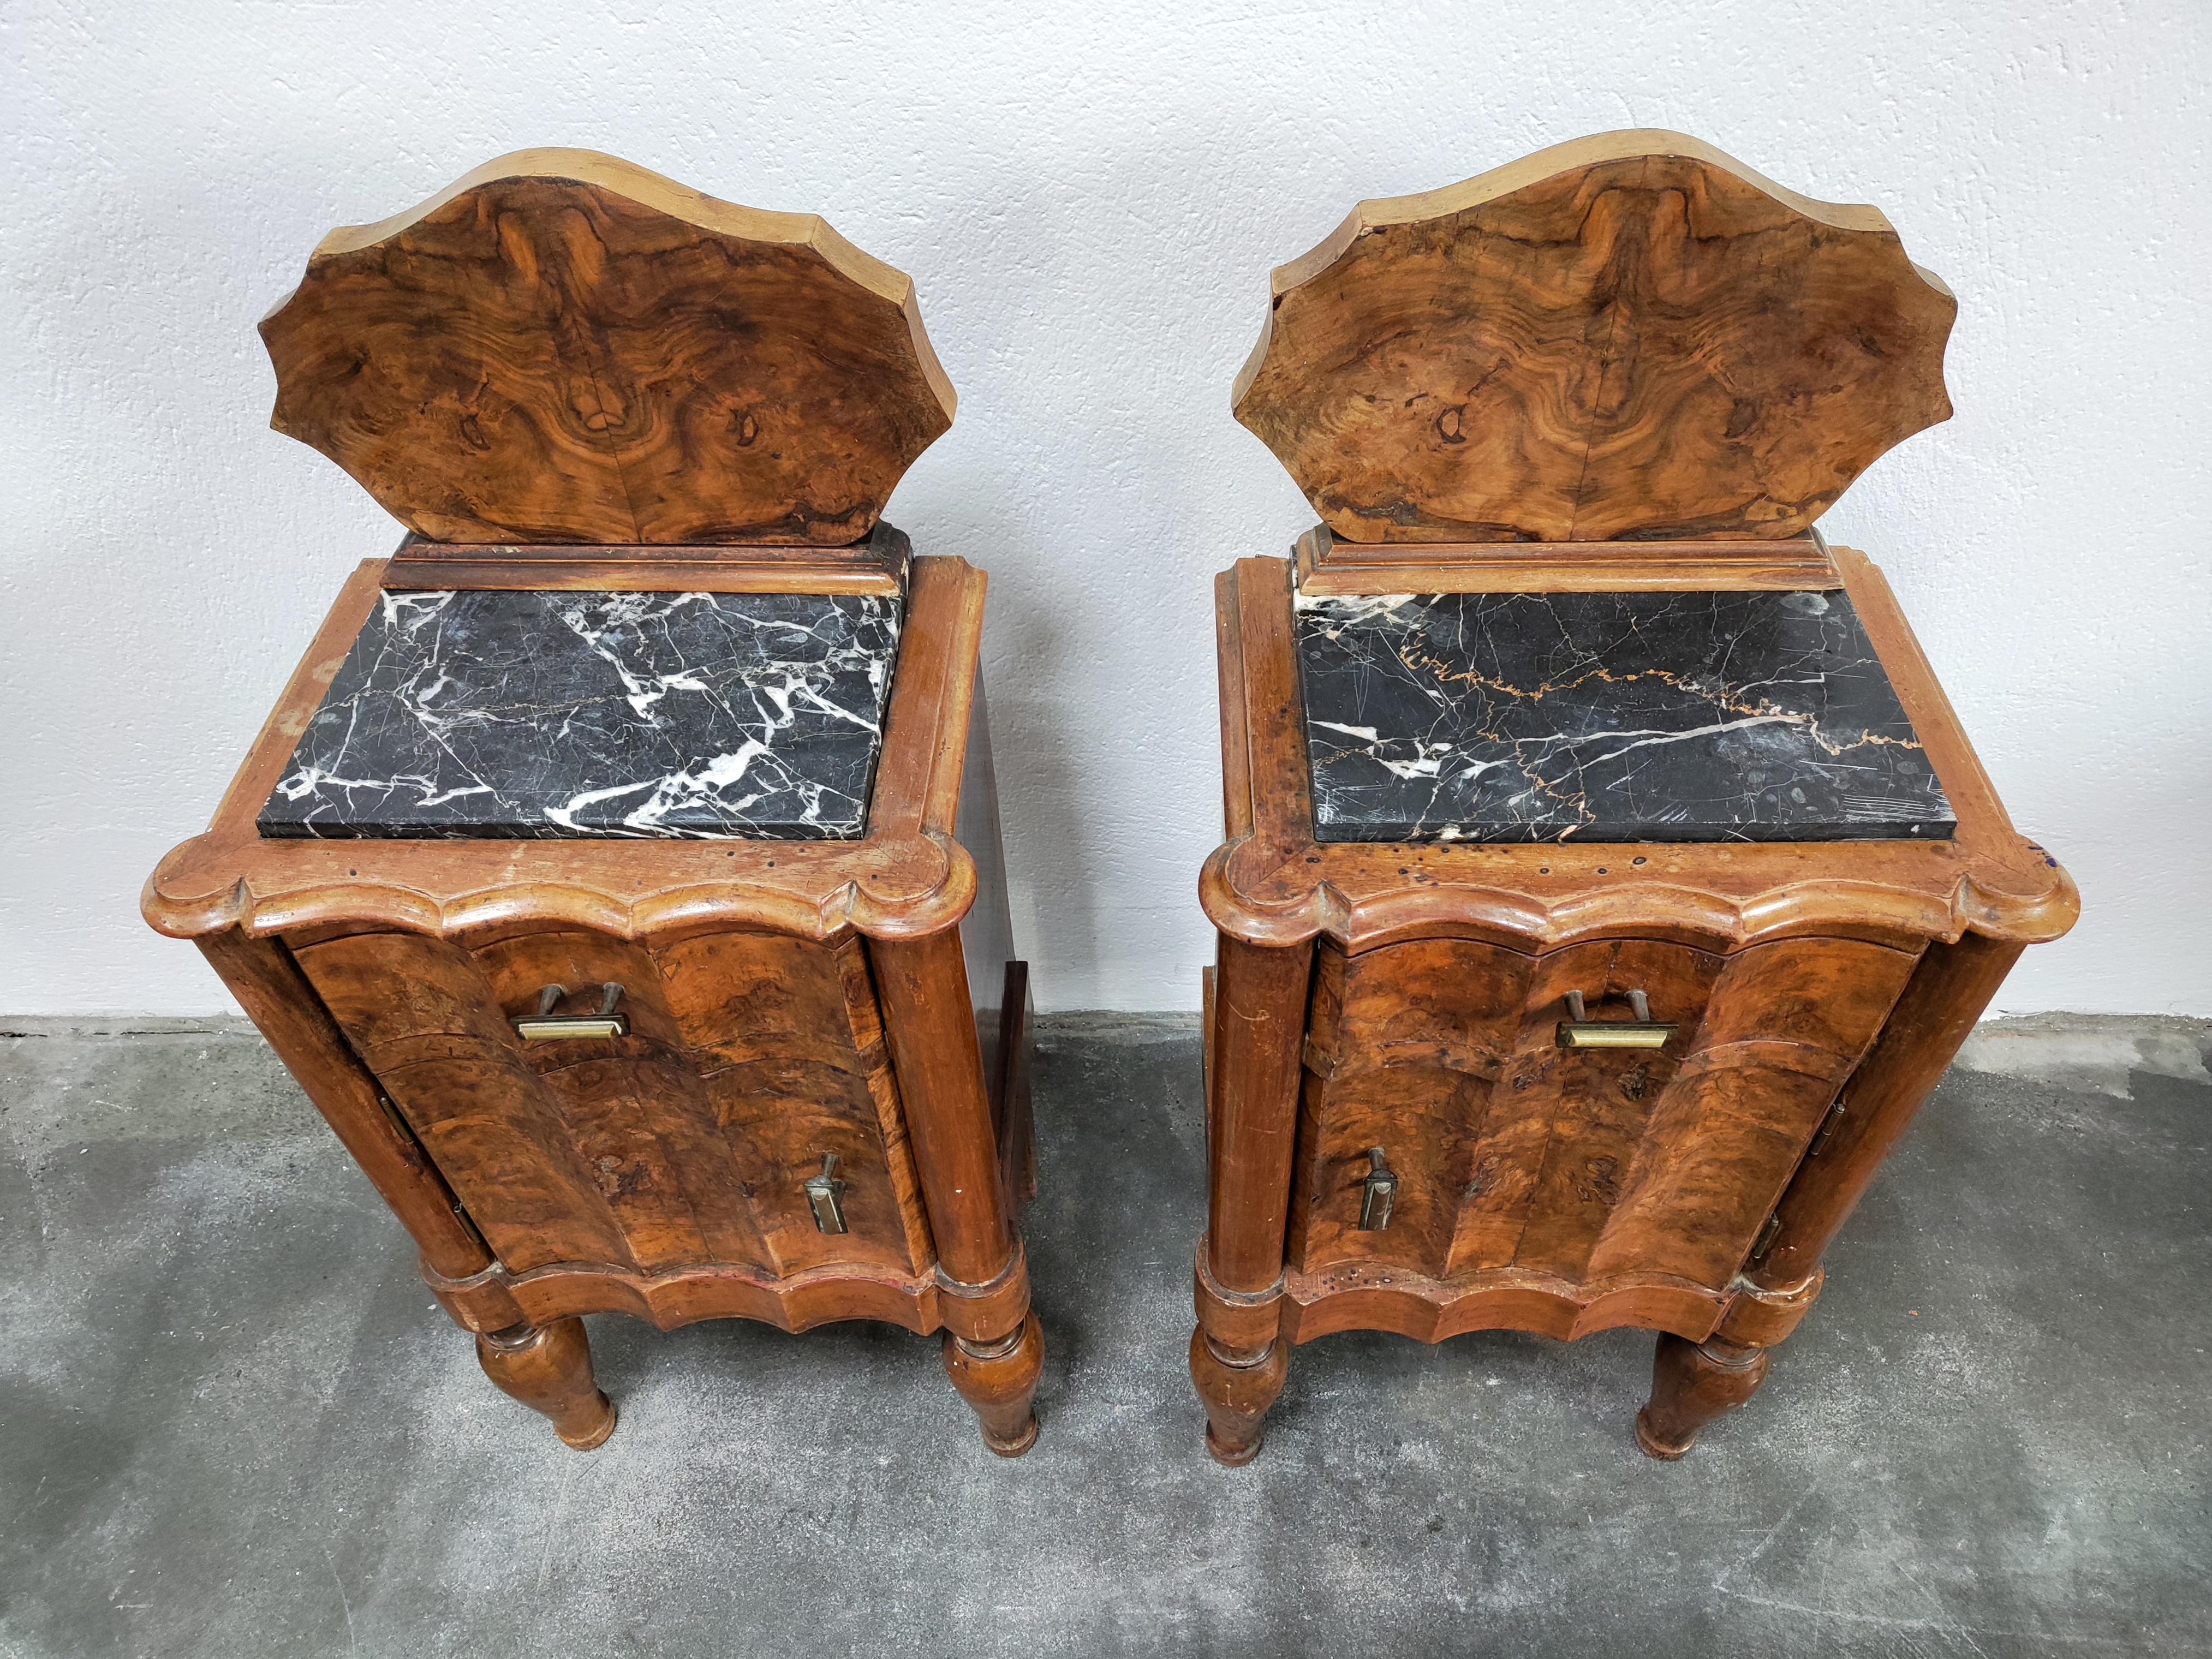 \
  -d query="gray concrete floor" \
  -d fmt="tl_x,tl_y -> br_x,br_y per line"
2,1013 -> 2207,1657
